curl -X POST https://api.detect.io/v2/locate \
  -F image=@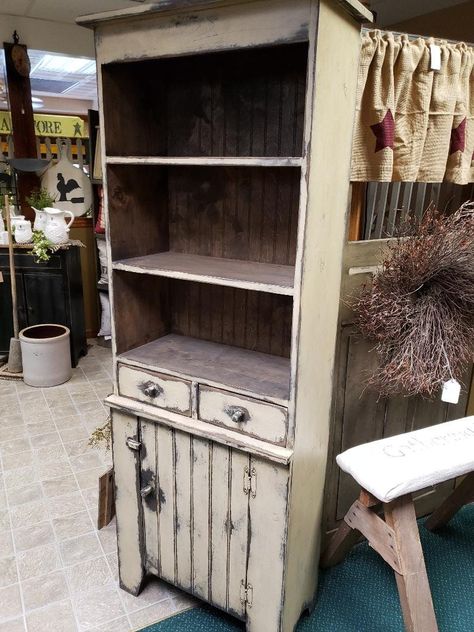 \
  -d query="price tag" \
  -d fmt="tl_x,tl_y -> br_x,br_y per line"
441,379 -> 461,404
430,44 -> 441,71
